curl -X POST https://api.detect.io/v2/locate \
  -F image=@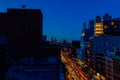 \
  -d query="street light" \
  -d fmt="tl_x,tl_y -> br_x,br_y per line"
97,73 -> 100,77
